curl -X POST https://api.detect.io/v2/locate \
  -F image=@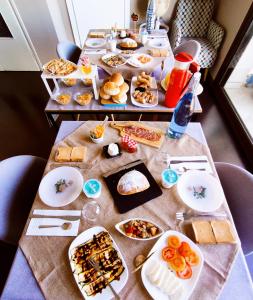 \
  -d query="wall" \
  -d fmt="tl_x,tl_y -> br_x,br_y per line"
210,0 -> 252,78
13,0 -> 58,66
